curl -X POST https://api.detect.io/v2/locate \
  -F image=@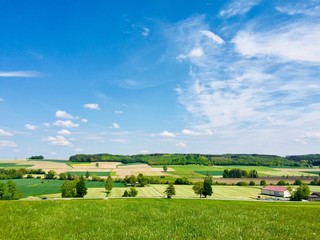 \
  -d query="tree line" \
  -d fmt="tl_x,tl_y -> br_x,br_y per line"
69,153 -> 313,167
